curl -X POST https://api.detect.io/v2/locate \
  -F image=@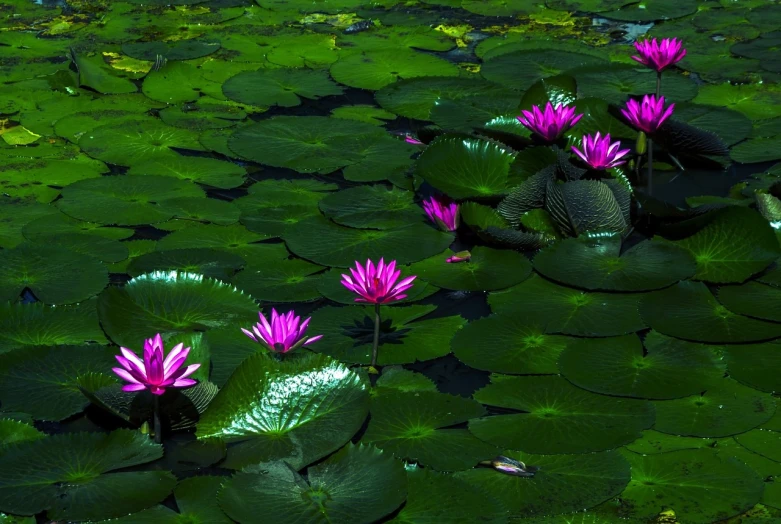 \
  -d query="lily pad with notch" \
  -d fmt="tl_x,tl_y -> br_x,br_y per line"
330,50 -> 459,91
625,430 -> 717,455
222,68 -> 343,108
307,304 -> 465,365
573,64 -> 698,105
731,137 -> 781,164
409,246 -> 532,291
469,375 -> 655,454
673,103 -> 753,147
127,248 -> 246,280
127,156 -> 247,190
197,353 -> 369,471
232,258 -> 325,303
558,331 -> 725,399
155,197 -> 241,231
318,185 -> 424,229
